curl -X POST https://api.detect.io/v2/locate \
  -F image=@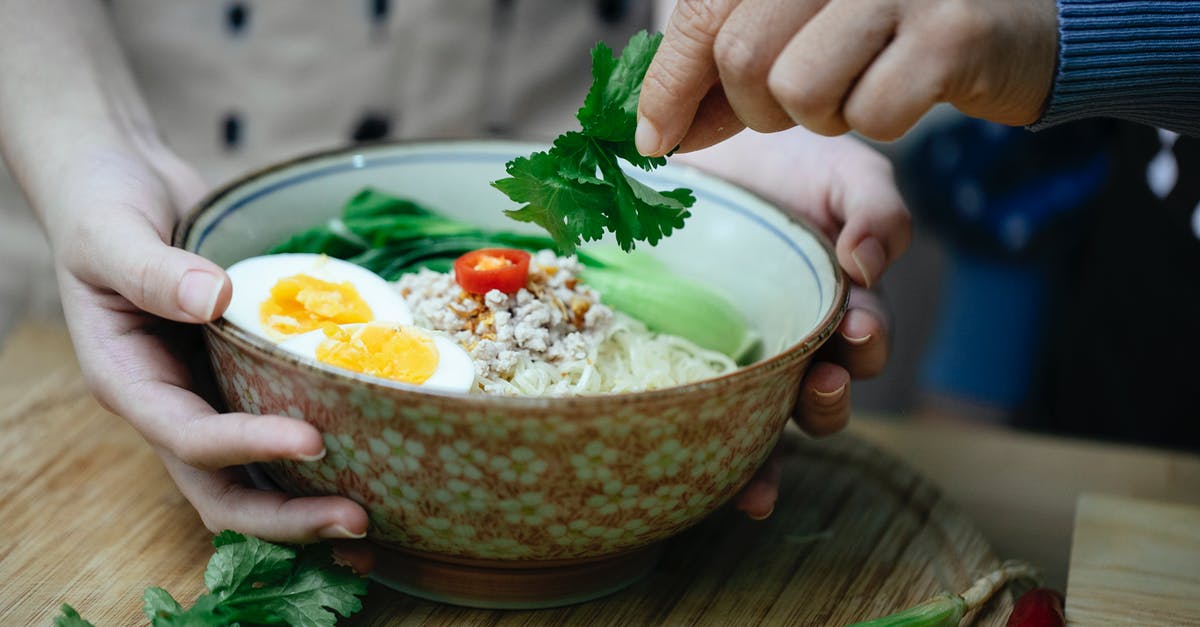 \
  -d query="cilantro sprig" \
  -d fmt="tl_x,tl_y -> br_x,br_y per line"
493,30 -> 695,254
55,531 -> 368,627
